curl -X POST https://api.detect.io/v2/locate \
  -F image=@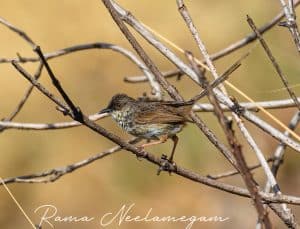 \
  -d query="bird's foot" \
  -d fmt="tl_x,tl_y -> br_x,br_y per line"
136,146 -> 147,161
157,154 -> 177,175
